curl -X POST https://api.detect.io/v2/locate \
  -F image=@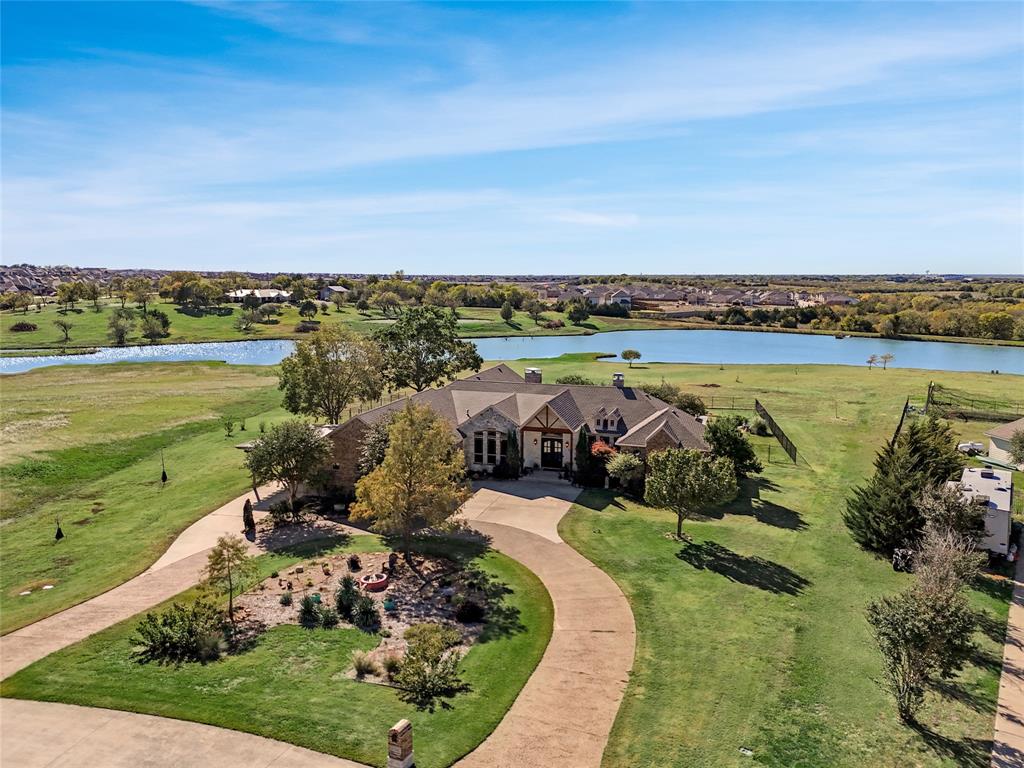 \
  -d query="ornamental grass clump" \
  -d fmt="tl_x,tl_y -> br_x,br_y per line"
352,650 -> 379,679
